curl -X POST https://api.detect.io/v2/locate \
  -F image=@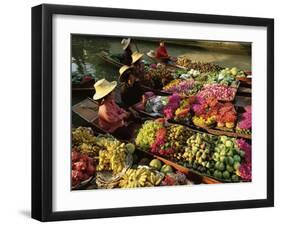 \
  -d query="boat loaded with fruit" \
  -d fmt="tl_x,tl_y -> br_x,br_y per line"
72,55 -> 252,189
